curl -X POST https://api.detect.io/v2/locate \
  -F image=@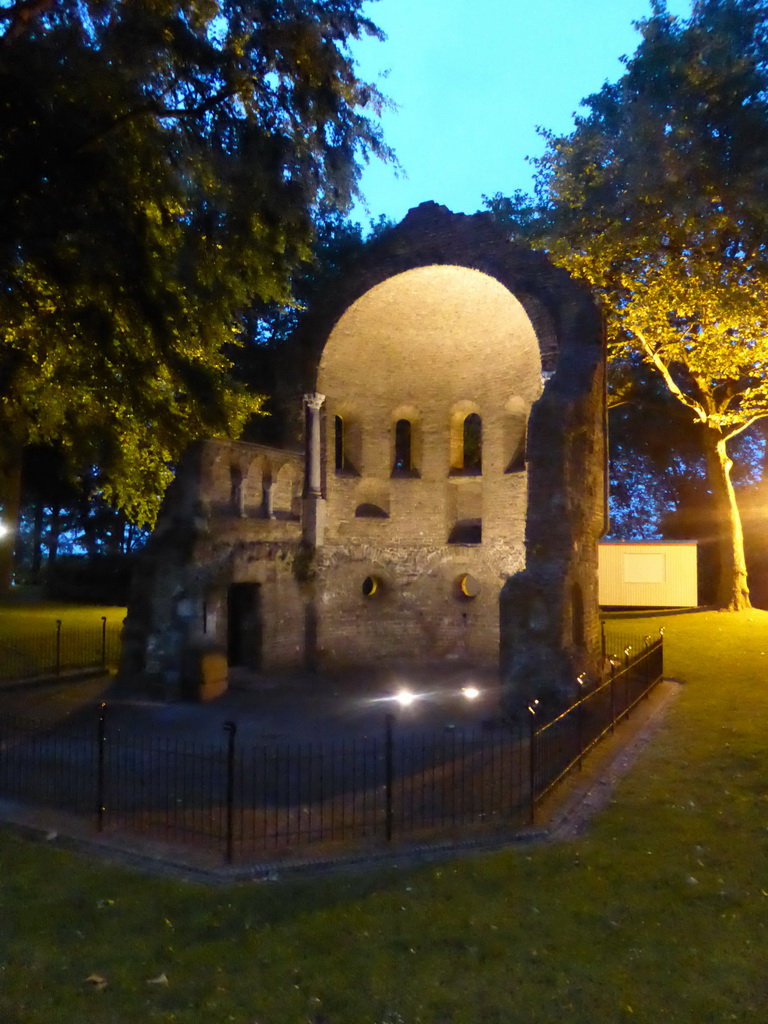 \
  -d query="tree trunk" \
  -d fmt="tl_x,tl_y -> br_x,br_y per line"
48,506 -> 61,565
0,441 -> 24,592
31,501 -> 44,583
703,429 -> 751,611
108,508 -> 126,557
